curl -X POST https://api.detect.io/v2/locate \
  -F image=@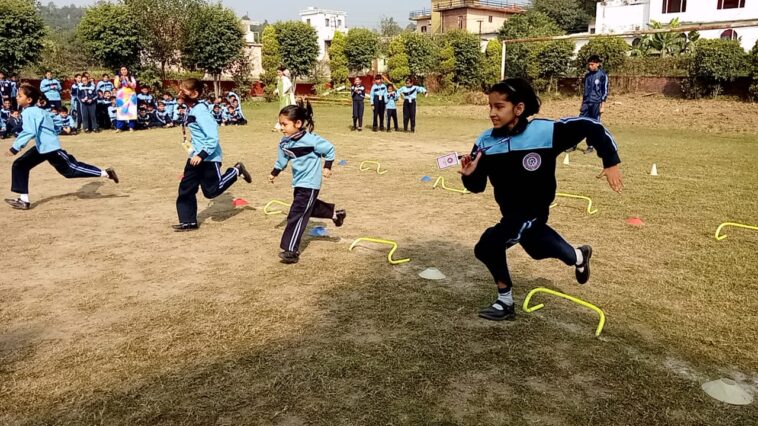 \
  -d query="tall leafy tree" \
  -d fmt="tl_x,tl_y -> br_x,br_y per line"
533,0 -> 590,34
126,0 -> 200,79
0,0 -> 46,74
440,30 -> 483,90
328,31 -> 349,86
273,21 -> 318,80
76,2 -> 142,71
182,3 -> 244,95
404,32 -> 438,78
260,25 -> 280,101
344,28 -> 380,73
386,36 -> 410,82
379,16 -> 403,38
483,39 -> 502,85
